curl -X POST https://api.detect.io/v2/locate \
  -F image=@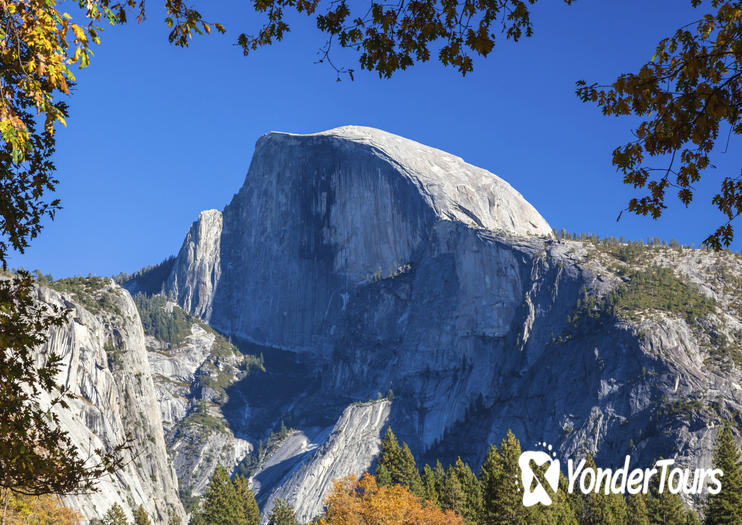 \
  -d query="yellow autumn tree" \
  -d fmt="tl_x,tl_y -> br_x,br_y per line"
0,490 -> 81,525
316,473 -> 464,525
